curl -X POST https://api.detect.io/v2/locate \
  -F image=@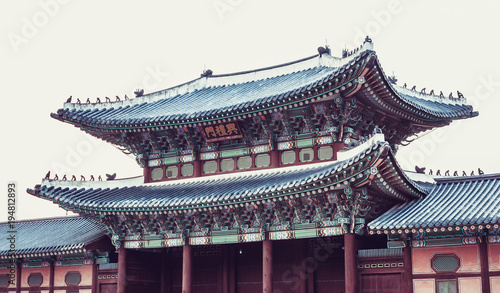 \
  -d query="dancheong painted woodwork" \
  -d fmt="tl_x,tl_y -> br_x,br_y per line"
12,38 -> 499,293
